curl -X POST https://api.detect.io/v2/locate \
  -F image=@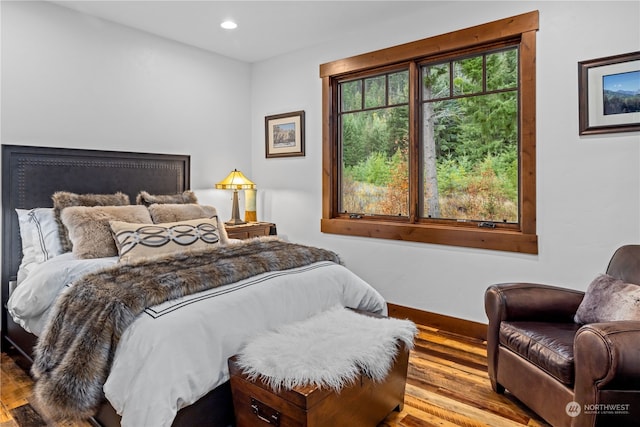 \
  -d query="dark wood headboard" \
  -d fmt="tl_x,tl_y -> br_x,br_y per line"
1,145 -> 190,352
